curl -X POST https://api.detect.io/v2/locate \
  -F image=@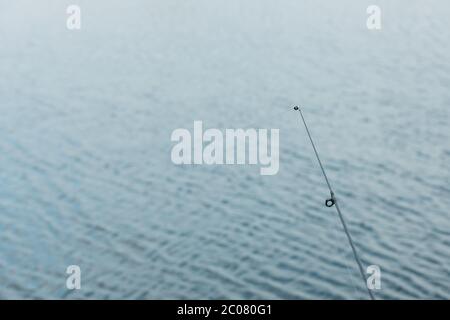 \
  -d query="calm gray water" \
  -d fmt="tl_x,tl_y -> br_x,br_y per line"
0,0 -> 449,299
